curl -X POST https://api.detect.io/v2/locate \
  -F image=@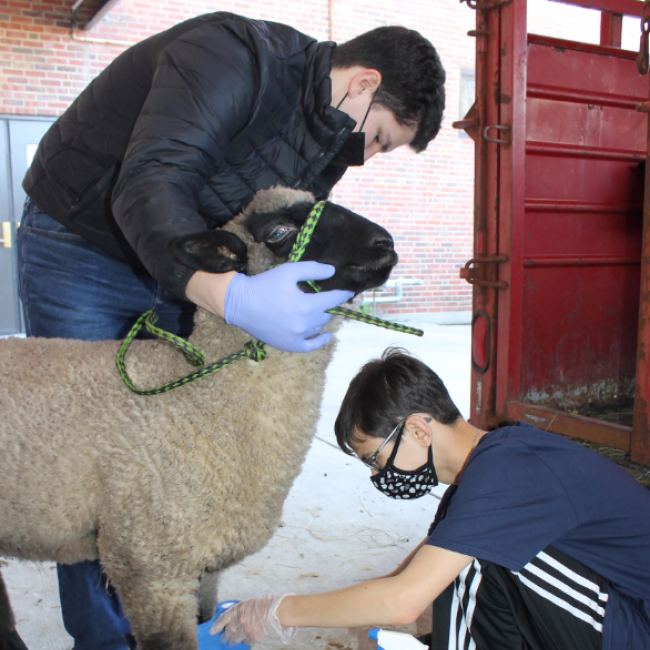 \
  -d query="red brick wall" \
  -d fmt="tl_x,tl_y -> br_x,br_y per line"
0,0 -> 478,318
